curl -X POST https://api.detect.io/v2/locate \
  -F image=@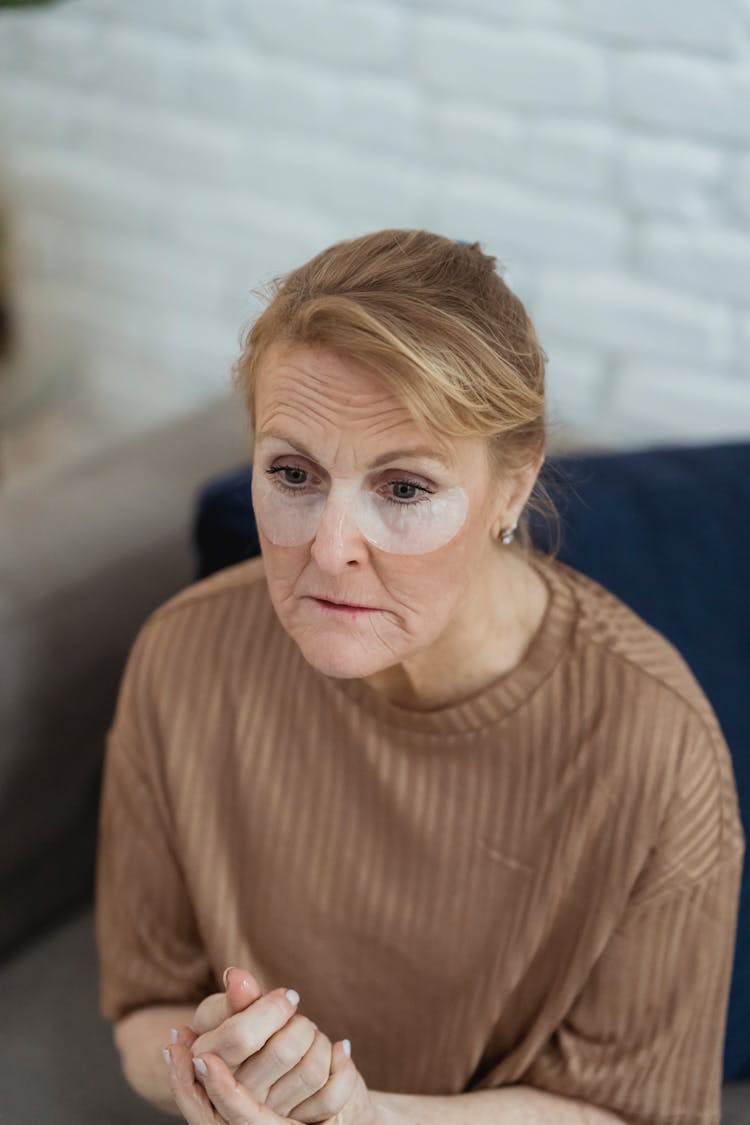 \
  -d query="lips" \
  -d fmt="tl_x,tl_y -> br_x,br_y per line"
313,597 -> 377,610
